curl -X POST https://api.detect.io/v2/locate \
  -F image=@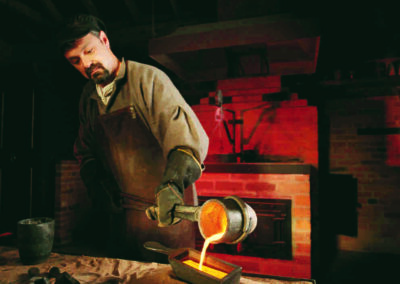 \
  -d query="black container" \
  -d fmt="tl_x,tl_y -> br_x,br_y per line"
17,217 -> 55,265
144,241 -> 242,284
